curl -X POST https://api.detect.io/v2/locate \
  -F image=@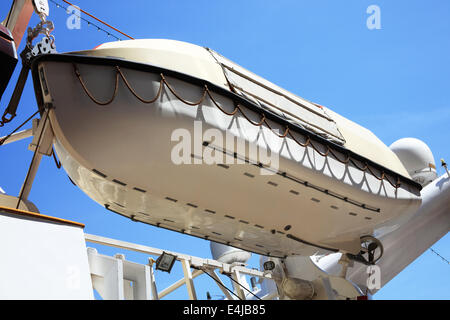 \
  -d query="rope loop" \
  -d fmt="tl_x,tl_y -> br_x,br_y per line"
309,140 -> 330,157
161,74 -> 207,106
74,64 -> 118,106
263,118 -> 289,138
287,130 -> 310,147
117,67 -> 163,104
328,148 -> 350,164
205,87 -> 238,116
236,105 -> 266,126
